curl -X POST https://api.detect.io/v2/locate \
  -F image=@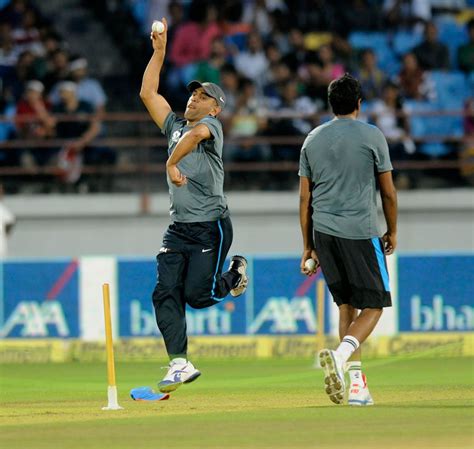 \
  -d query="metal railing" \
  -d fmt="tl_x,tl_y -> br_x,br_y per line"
1,109 -> 472,186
